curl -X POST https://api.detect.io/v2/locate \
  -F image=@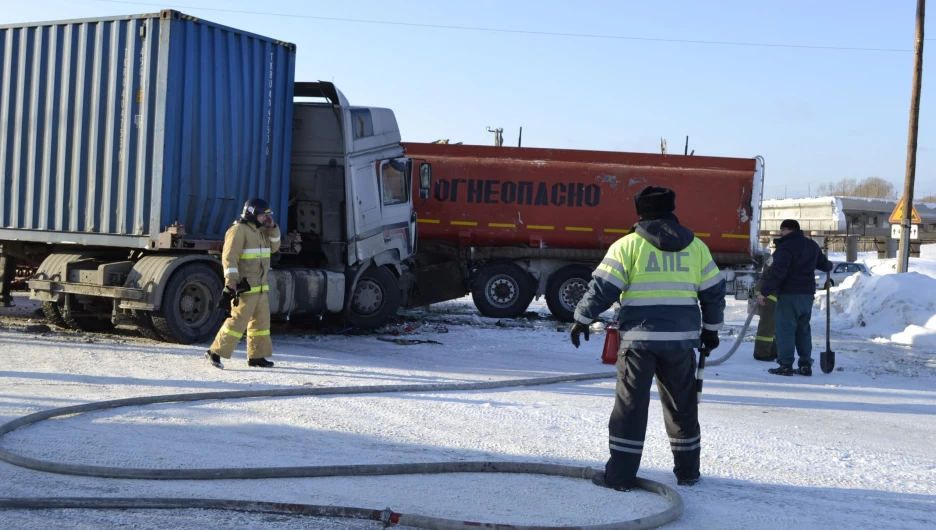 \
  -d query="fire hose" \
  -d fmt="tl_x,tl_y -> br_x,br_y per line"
705,300 -> 757,367
0,372 -> 684,530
